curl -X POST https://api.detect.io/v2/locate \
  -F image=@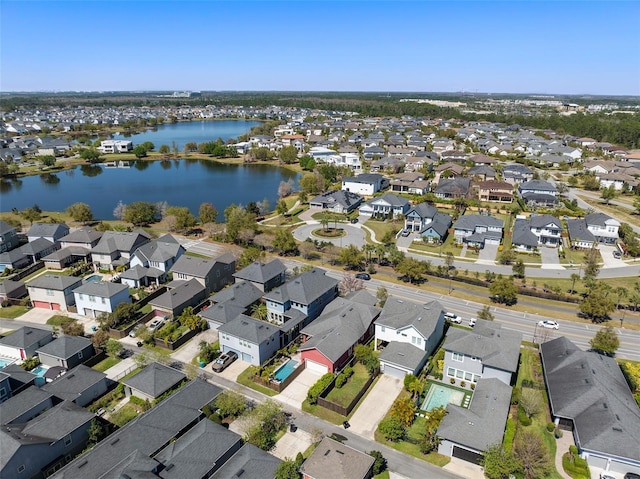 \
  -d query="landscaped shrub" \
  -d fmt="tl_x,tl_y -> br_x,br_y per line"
307,373 -> 334,405
460,381 -> 466,388
547,422 -> 556,433
335,373 -> 347,388
563,453 -> 590,479
517,405 -> 532,426
554,428 -> 563,438
569,445 -> 579,456
470,383 -> 475,390
450,377 -> 455,385
502,419 -> 516,453
511,386 -> 521,405
378,416 -> 405,442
